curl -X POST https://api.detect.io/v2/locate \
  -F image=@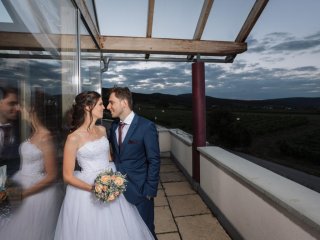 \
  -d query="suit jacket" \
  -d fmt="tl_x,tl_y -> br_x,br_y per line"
0,121 -> 20,178
108,114 -> 160,205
